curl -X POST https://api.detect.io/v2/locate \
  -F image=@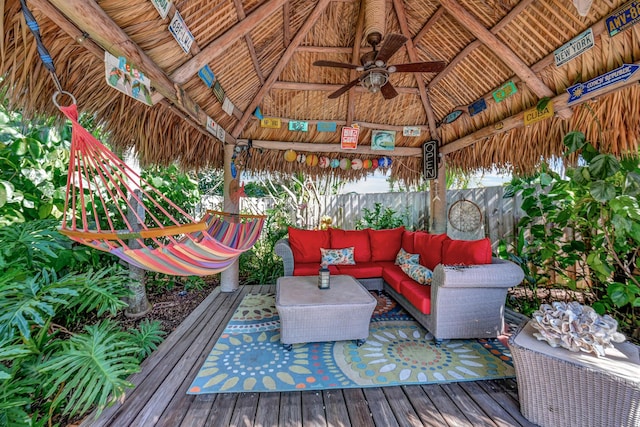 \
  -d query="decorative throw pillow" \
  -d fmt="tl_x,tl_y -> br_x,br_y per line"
321,247 -> 356,265
395,248 -> 420,265
400,262 -> 433,285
